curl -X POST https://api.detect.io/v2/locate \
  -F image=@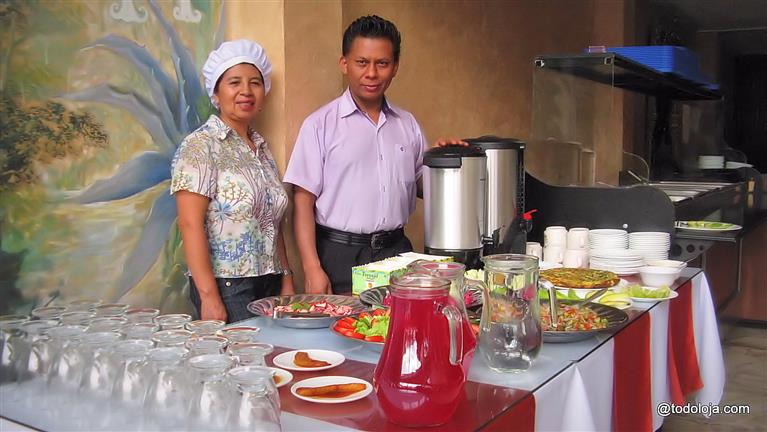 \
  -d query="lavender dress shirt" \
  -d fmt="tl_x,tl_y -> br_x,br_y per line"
284,88 -> 427,234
